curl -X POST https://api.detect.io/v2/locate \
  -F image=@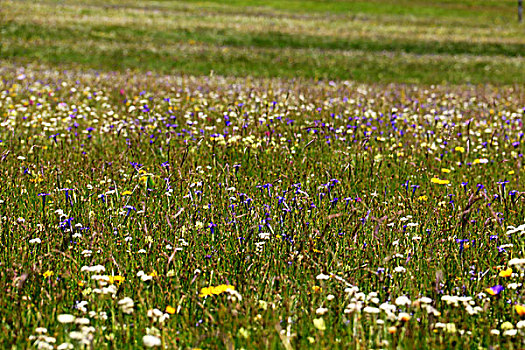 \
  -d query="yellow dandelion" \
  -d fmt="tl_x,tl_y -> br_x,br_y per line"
199,287 -> 214,297
431,178 -> 450,185
499,268 -> 512,278
198,284 -> 235,297
109,276 -> 125,285
515,305 -> 525,316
